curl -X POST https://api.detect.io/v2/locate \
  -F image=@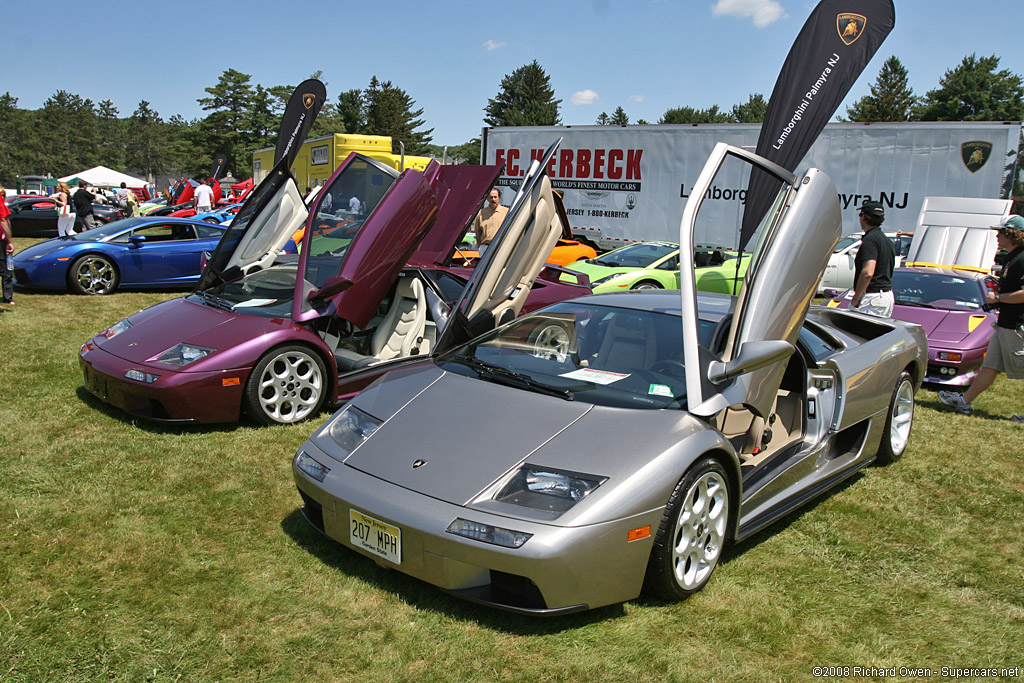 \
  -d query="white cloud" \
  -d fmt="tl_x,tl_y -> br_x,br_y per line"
483,39 -> 506,51
571,89 -> 600,106
711,0 -> 786,28
628,94 -> 645,103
